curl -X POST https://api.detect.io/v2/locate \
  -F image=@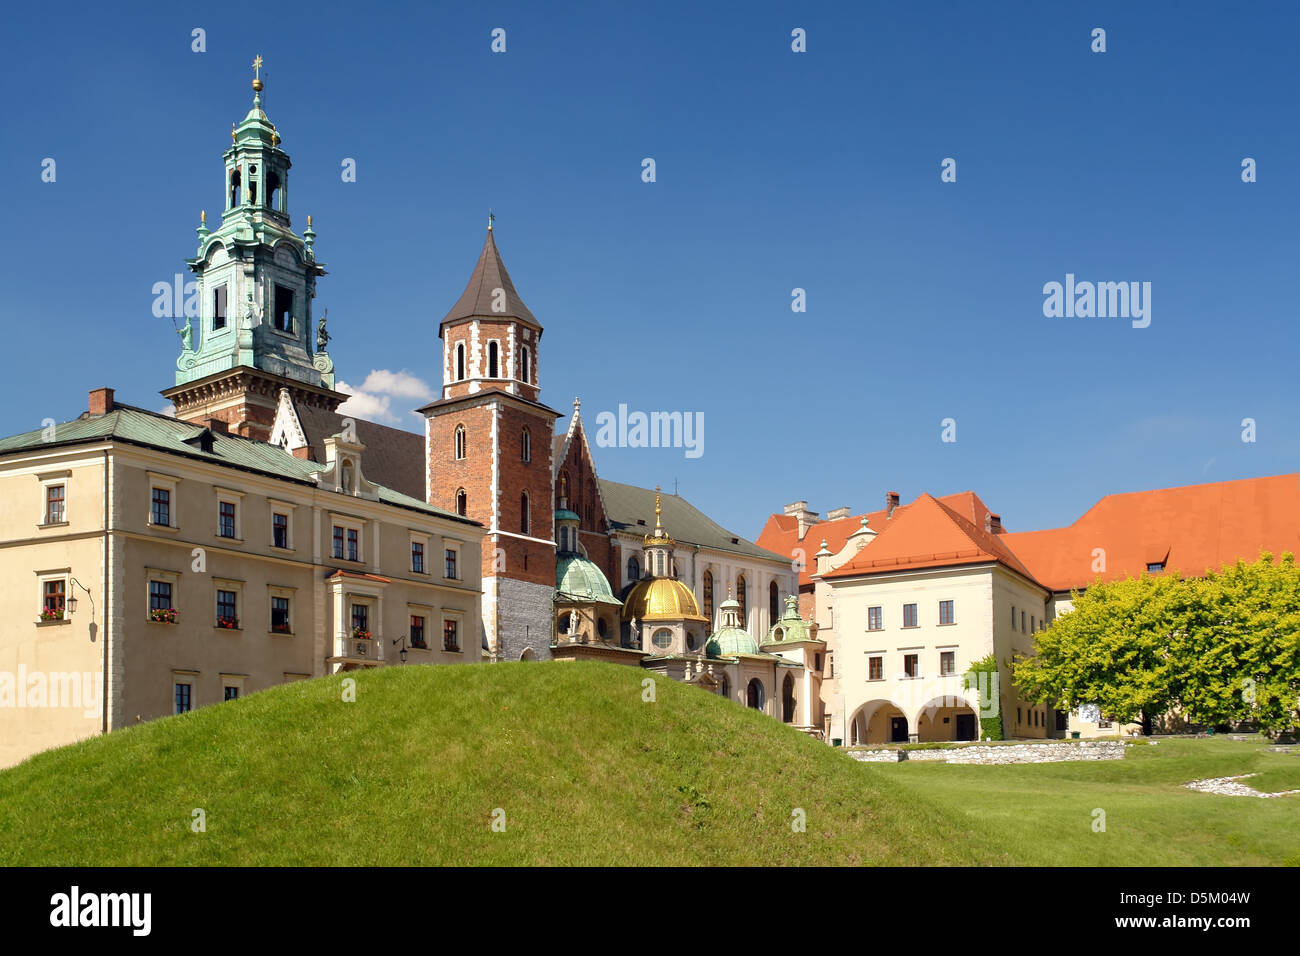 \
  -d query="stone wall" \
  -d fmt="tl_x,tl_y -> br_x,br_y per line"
846,740 -> 1126,765
495,576 -> 555,662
